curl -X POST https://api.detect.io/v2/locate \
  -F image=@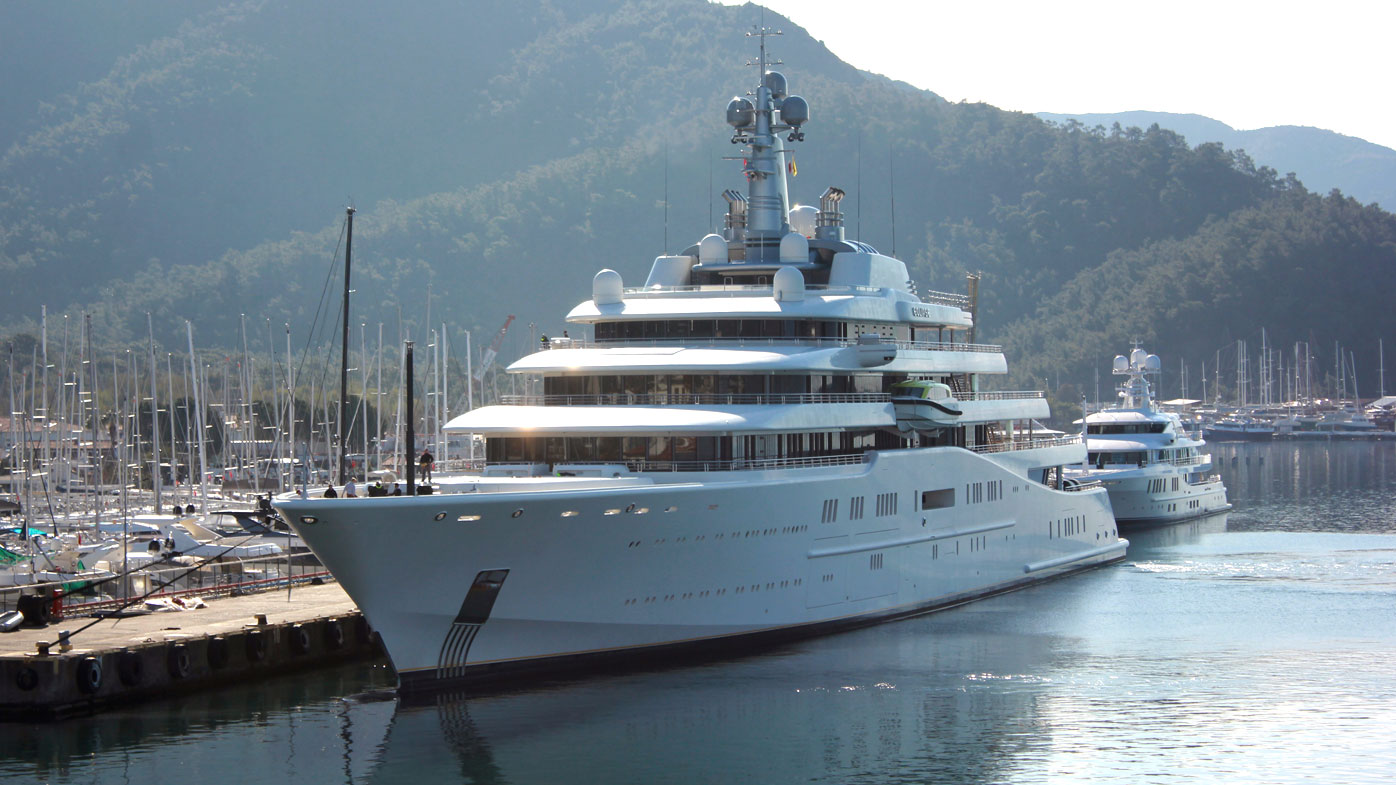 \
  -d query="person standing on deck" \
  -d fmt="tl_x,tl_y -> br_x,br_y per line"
419,448 -> 434,483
